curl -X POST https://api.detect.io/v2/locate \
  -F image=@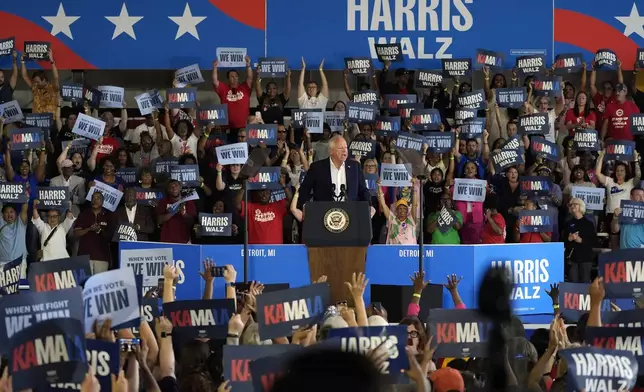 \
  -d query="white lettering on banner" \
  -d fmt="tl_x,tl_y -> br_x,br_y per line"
398,249 -> 434,258
347,0 -> 473,59
517,57 -> 543,72
570,352 -> 634,380
341,336 -> 399,373
491,259 -> 550,300
238,248 -> 277,257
